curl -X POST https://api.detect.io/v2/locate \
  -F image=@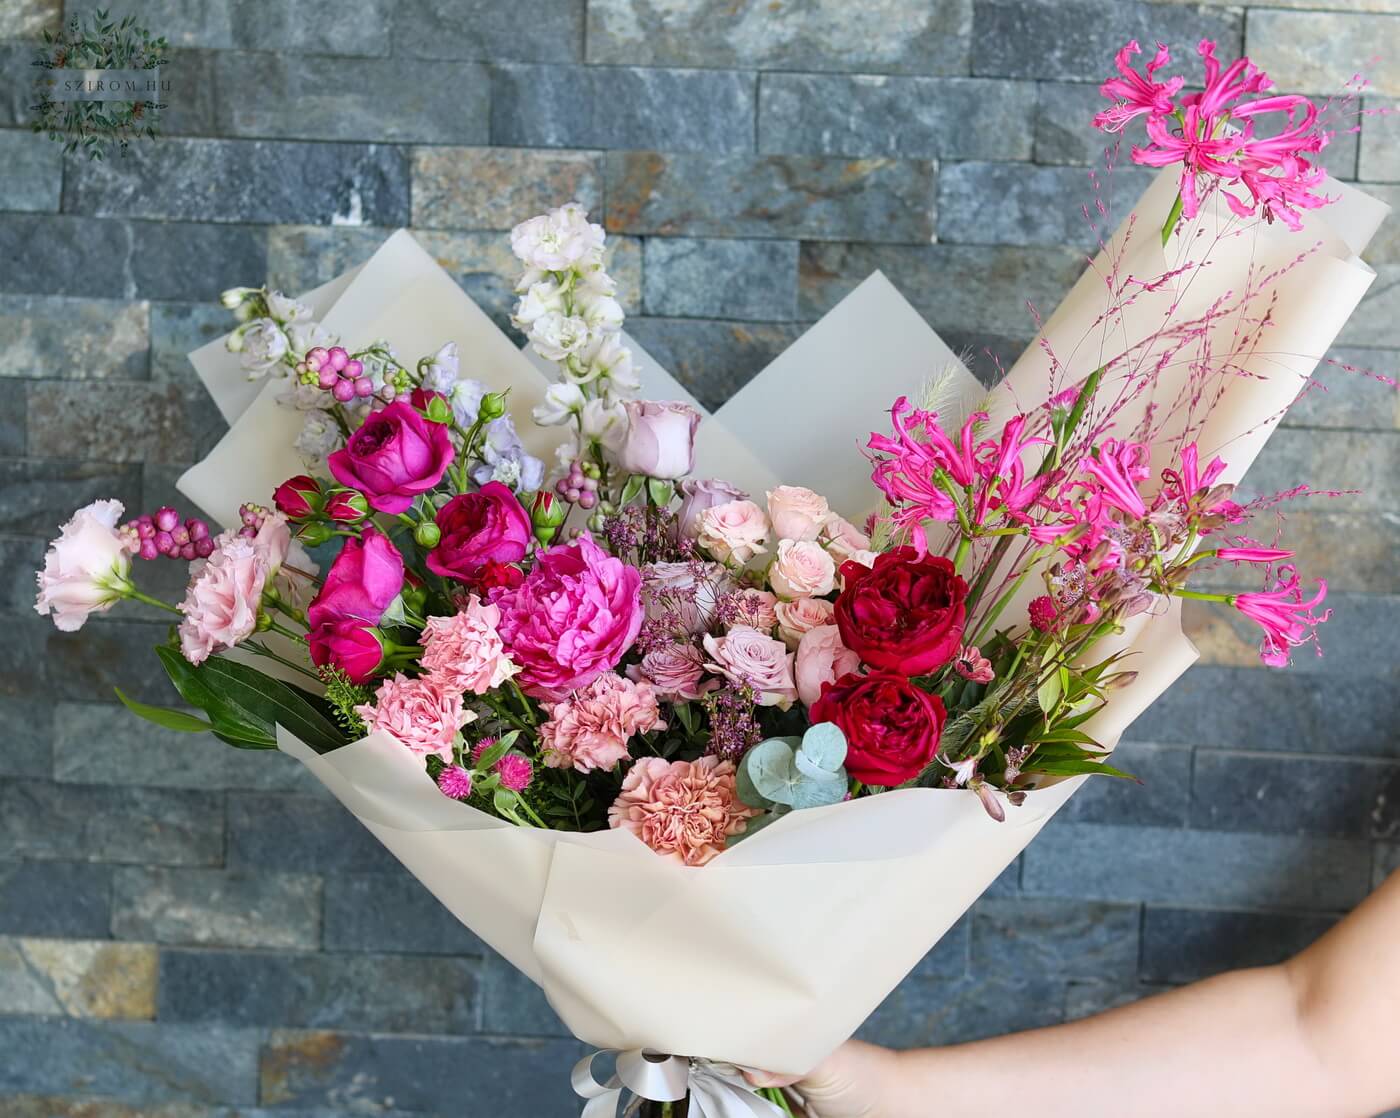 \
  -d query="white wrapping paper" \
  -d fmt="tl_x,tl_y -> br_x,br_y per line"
176,172 -> 1384,1074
